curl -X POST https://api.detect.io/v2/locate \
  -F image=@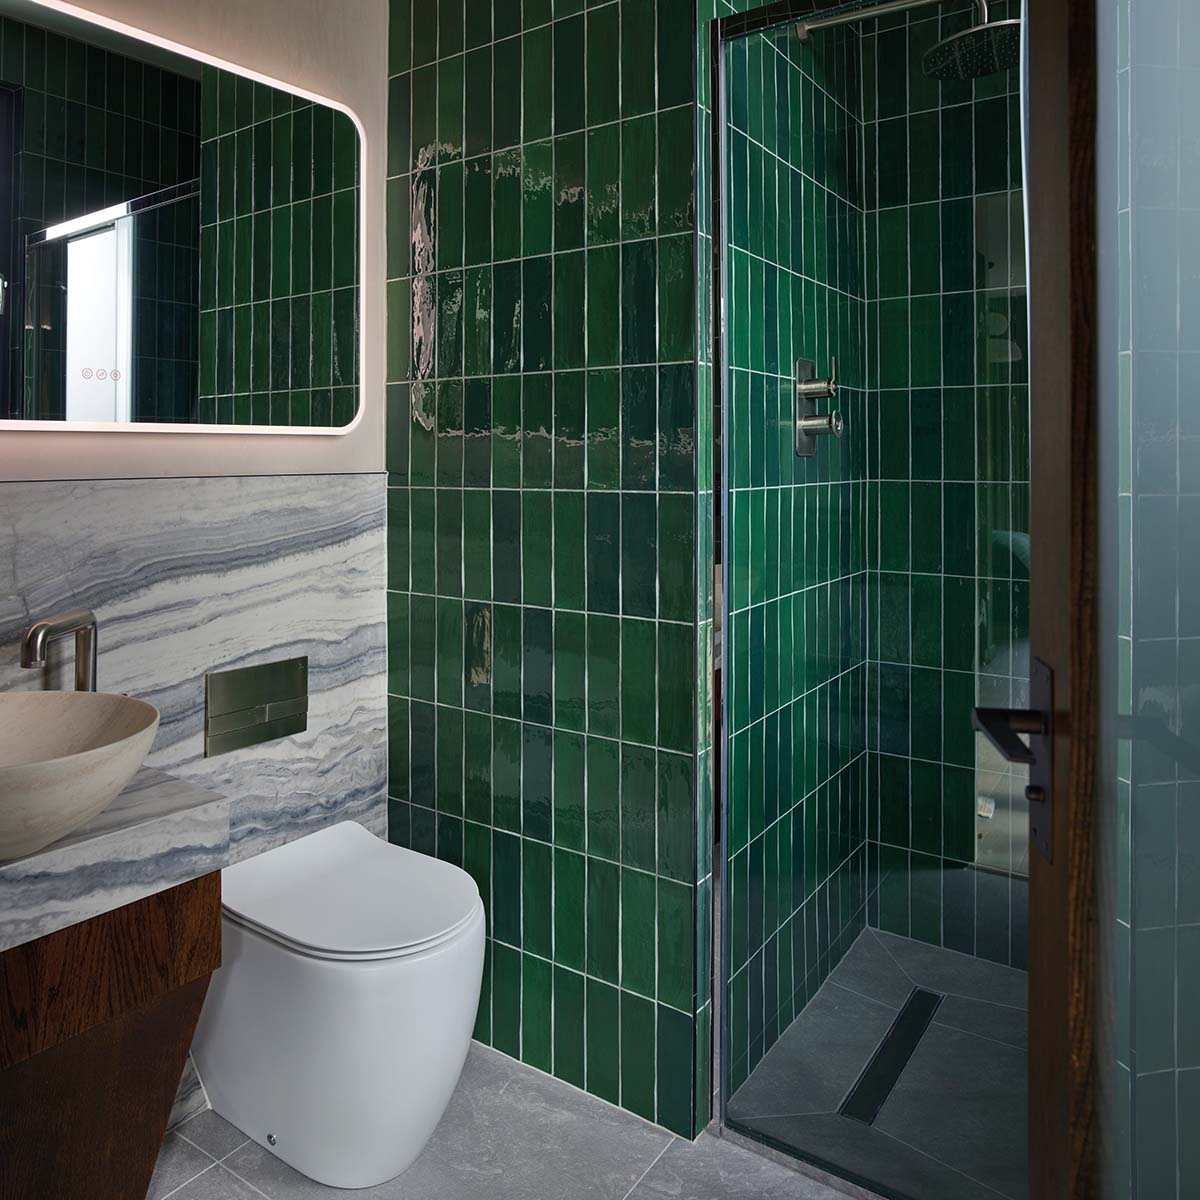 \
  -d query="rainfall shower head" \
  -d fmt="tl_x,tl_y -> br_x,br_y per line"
922,5 -> 1021,81
795,0 -> 1023,82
